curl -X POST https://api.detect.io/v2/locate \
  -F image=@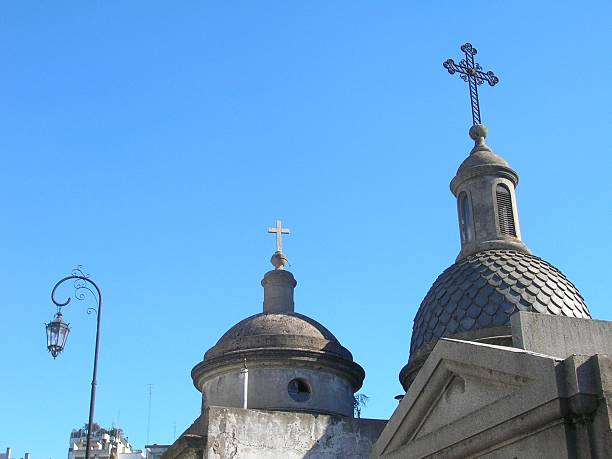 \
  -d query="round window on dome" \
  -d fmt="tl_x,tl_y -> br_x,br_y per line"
288,378 -> 311,402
